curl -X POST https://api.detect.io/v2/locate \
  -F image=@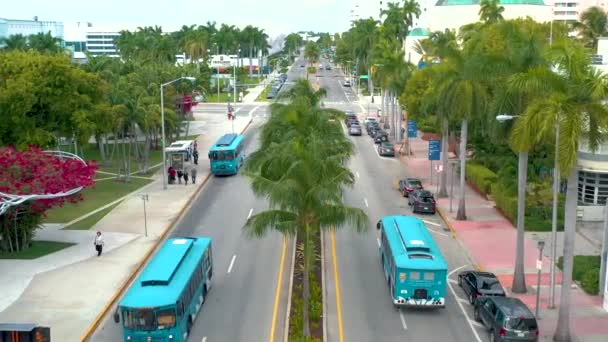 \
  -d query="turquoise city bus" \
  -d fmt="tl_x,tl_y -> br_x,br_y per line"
208,133 -> 245,176
376,215 -> 448,308
117,237 -> 213,342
